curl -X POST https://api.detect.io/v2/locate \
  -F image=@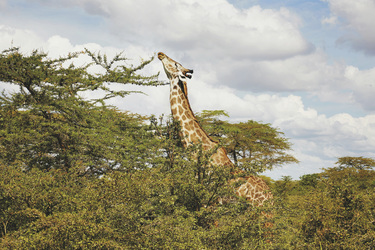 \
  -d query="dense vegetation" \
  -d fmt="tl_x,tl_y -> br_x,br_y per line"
0,48 -> 374,249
